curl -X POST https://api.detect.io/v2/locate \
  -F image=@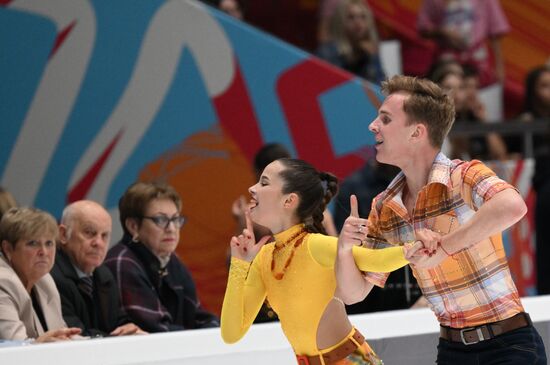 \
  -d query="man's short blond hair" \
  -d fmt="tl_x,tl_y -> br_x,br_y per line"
382,75 -> 455,148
